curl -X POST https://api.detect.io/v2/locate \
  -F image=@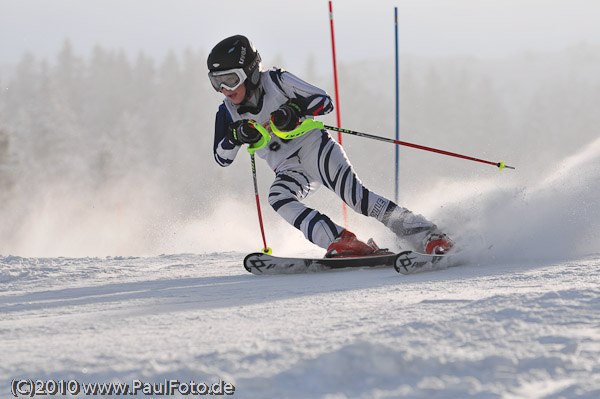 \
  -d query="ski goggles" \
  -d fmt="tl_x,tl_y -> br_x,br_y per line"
208,68 -> 247,92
